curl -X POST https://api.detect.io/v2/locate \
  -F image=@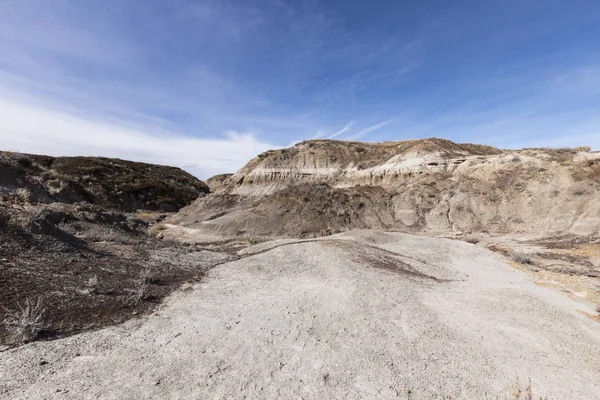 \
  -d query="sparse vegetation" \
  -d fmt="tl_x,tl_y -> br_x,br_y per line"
3,297 -> 46,344
511,251 -> 533,265
1,151 -> 208,212
83,225 -> 140,245
86,275 -> 99,294
15,188 -> 32,203
511,376 -> 546,400
129,268 -> 155,304
546,148 -> 577,164
569,182 -> 589,196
